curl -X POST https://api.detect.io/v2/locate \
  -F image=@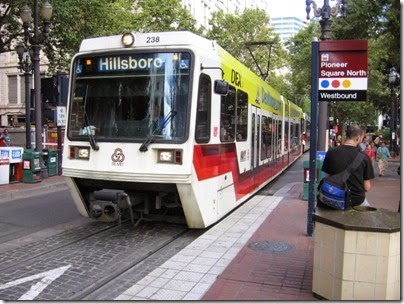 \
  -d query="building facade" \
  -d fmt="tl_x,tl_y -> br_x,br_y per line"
0,51 -> 49,127
270,16 -> 307,42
